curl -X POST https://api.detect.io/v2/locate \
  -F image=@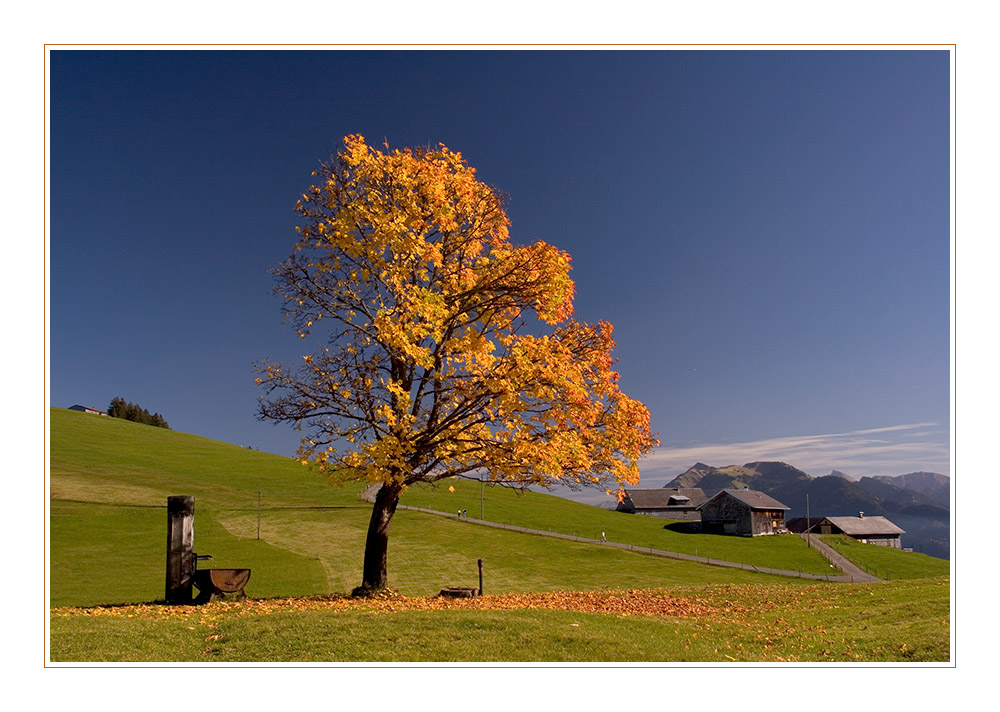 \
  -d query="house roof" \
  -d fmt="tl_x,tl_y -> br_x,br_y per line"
822,516 -> 905,536
622,488 -> 706,509
699,489 -> 790,511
